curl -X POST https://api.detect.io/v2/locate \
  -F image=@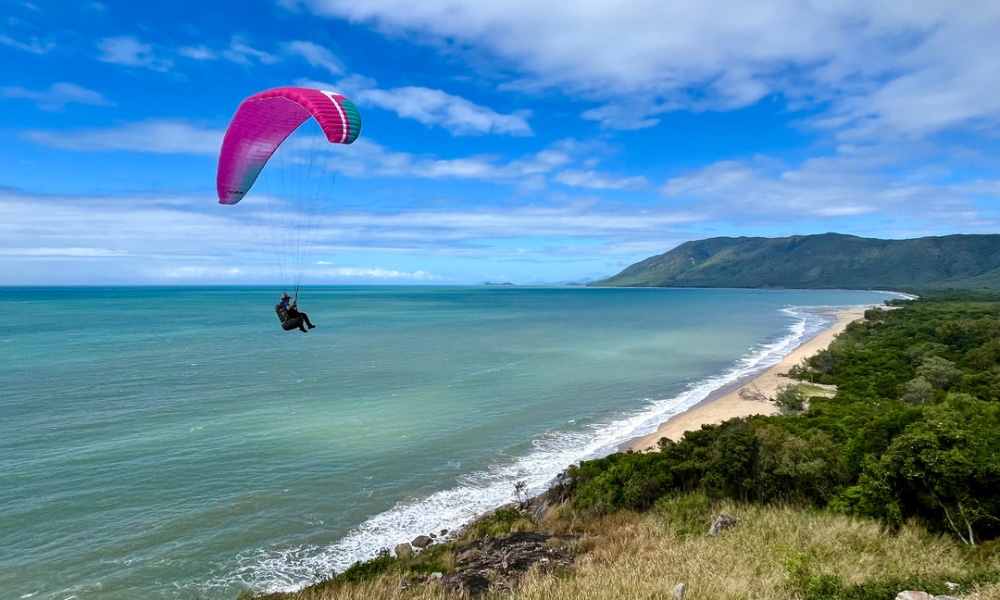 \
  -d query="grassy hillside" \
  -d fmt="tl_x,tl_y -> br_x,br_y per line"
592,233 -> 1000,289
241,499 -> 1000,600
